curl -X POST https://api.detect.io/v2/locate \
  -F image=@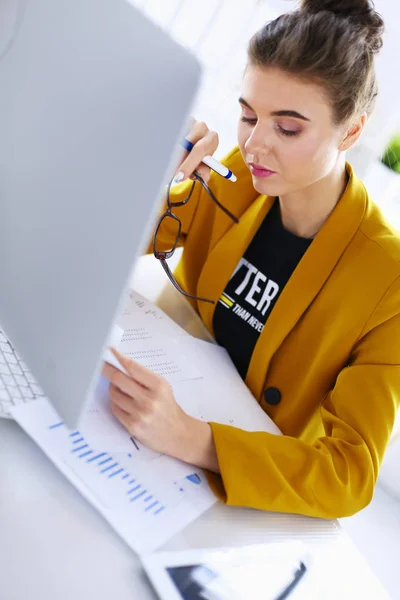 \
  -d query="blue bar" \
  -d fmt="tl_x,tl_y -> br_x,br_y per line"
144,495 -> 153,502
79,450 -> 93,459
72,444 -> 88,453
108,468 -> 124,479
101,462 -> 118,474
87,452 -> 107,463
69,431 -> 81,437
73,437 -> 84,444
98,456 -> 112,466
154,506 -> 165,515
49,422 -> 64,430
186,474 -> 201,485
145,501 -> 159,512
122,474 -> 129,480
130,490 -> 147,502
128,479 -> 136,484
127,484 -> 141,495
